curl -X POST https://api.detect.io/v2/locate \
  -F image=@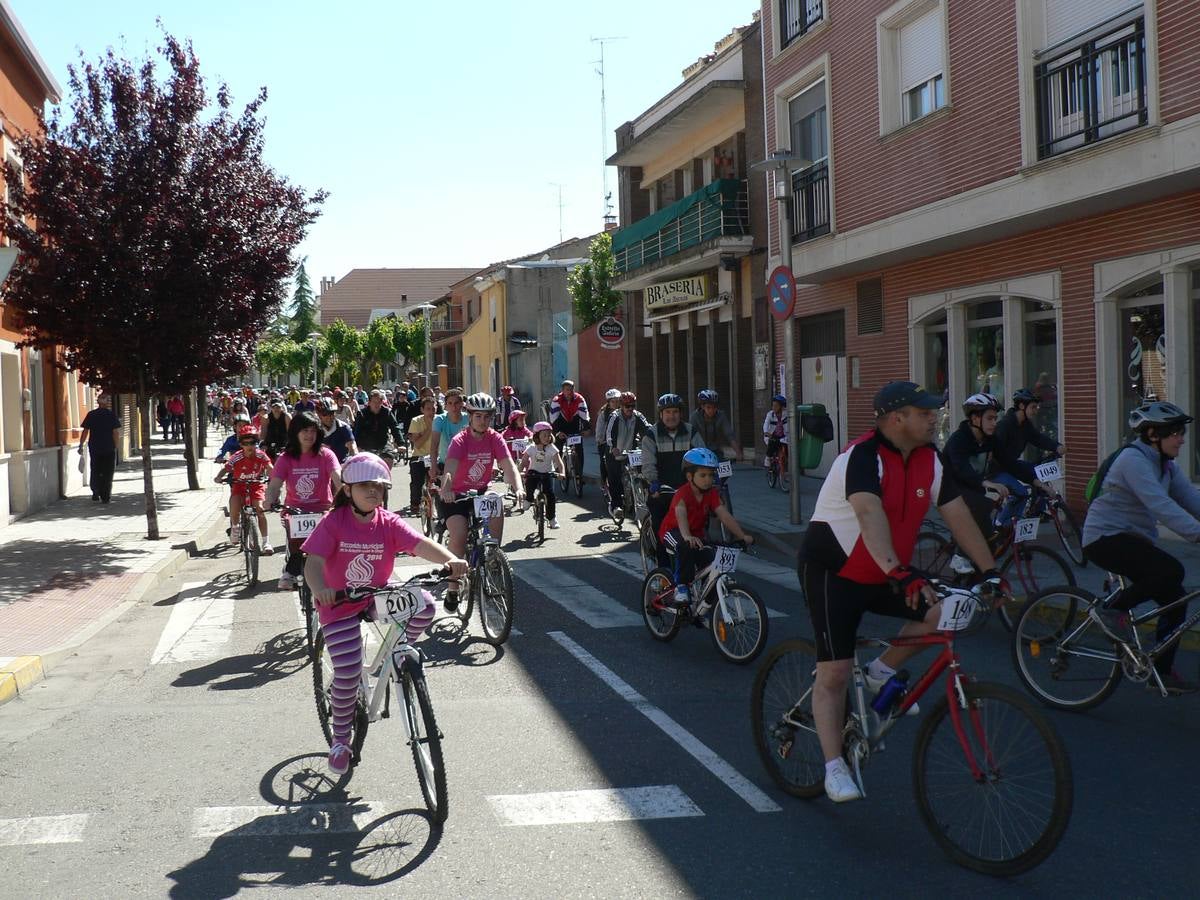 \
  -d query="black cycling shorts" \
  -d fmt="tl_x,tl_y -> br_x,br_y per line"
436,497 -> 475,522
802,559 -> 930,662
